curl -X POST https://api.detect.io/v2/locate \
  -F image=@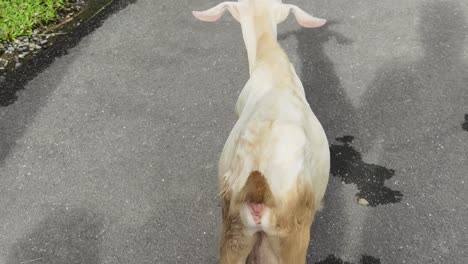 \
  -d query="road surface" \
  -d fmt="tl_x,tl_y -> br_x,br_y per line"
1,0 -> 467,263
